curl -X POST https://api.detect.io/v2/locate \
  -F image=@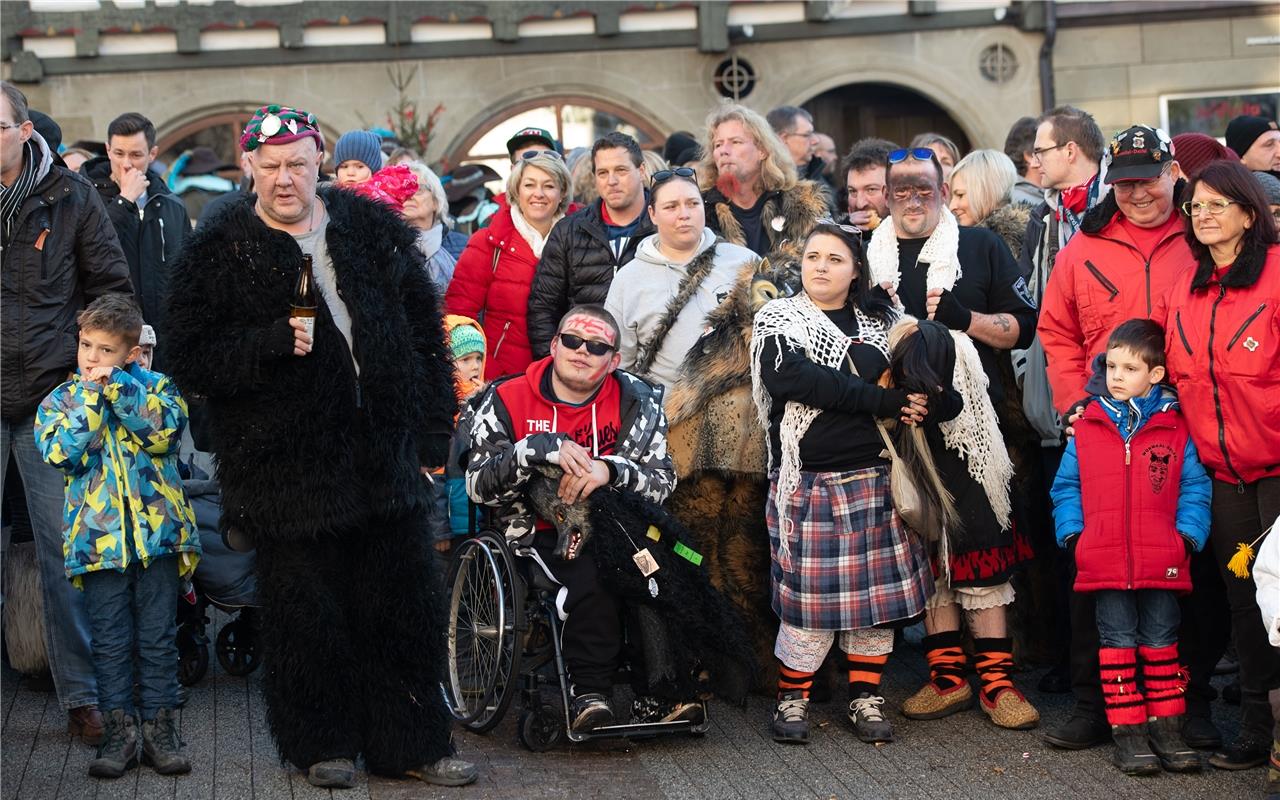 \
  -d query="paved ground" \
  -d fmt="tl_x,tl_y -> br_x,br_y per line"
1,610 -> 1268,800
